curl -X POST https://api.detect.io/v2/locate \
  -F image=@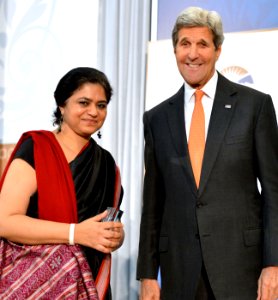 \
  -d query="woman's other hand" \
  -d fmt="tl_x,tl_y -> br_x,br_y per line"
75,210 -> 124,253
